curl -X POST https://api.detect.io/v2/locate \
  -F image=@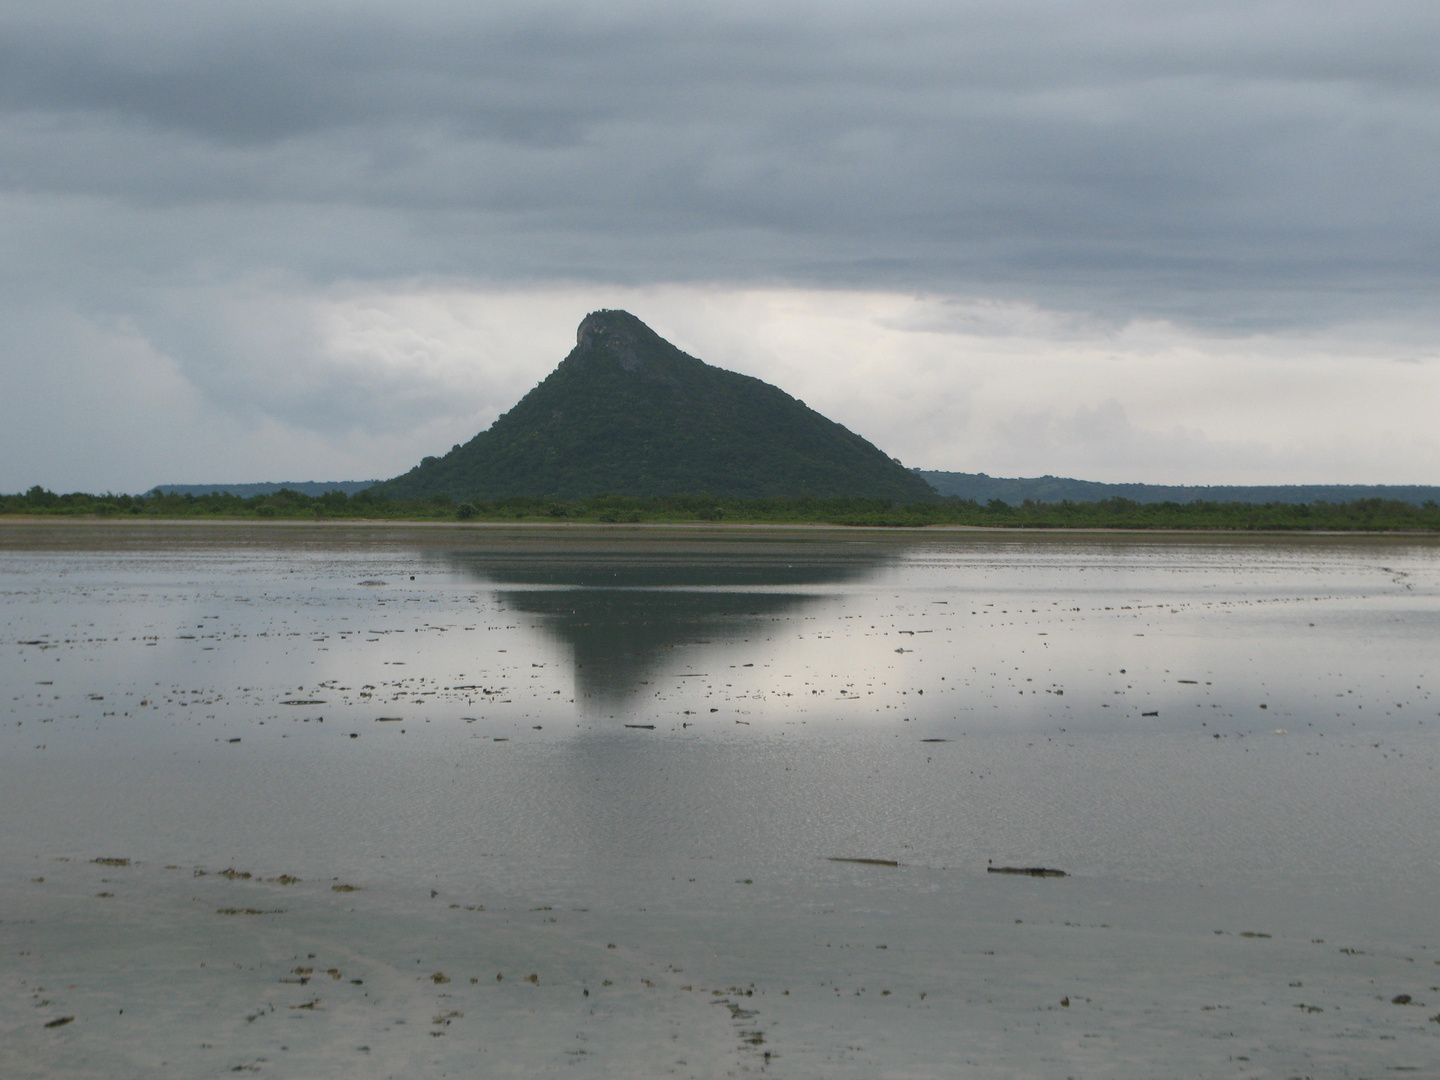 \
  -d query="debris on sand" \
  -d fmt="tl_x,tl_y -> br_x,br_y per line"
624,724 -> 655,729
216,908 -> 286,915
92,857 -> 130,866
987,866 -> 1068,878
715,1000 -> 757,1020
331,884 -> 360,892
828,857 -> 899,867
45,1016 -> 75,1028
